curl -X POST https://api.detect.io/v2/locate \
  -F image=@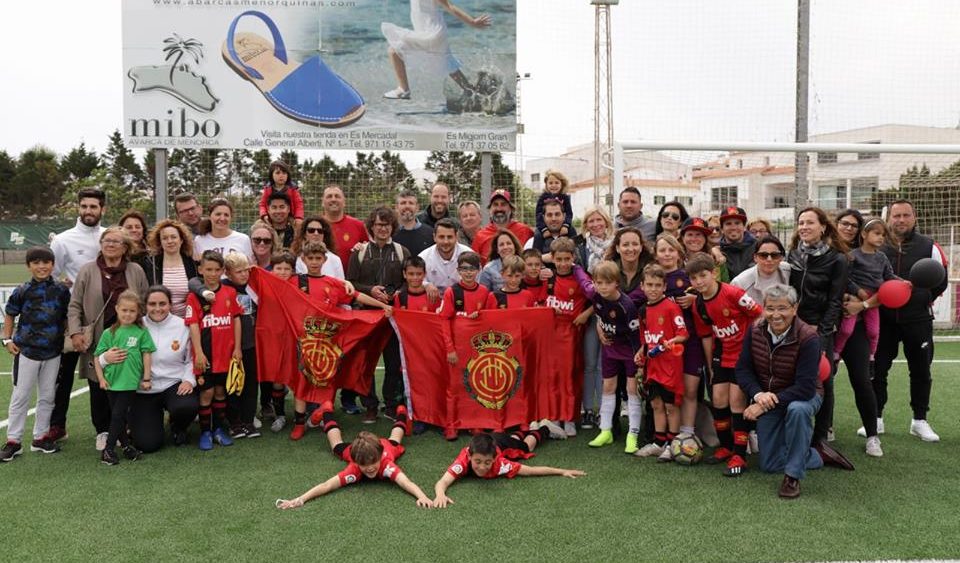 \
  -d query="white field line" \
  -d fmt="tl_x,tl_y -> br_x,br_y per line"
0,386 -> 89,430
